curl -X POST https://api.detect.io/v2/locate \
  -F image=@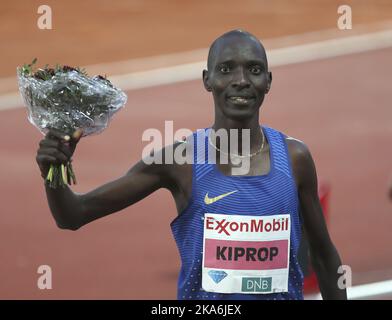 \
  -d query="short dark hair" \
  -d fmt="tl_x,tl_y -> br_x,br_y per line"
207,29 -> 268,71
